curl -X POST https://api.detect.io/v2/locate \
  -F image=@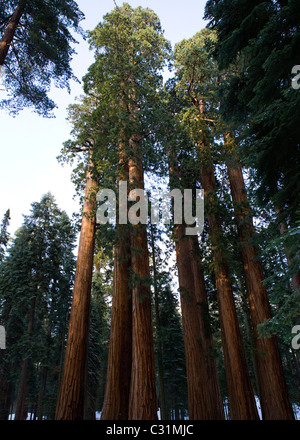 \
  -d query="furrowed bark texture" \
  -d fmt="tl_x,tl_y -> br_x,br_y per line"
174,224 -> 224,419
100,229 -> 132,420
55,156 -> 97,420
168,150 -> 224,420
200,163 -> 259,420
189,234 -> 225,419
101,145 -> 132,420
128,135 -> 158,420
227,158 -> 294,420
